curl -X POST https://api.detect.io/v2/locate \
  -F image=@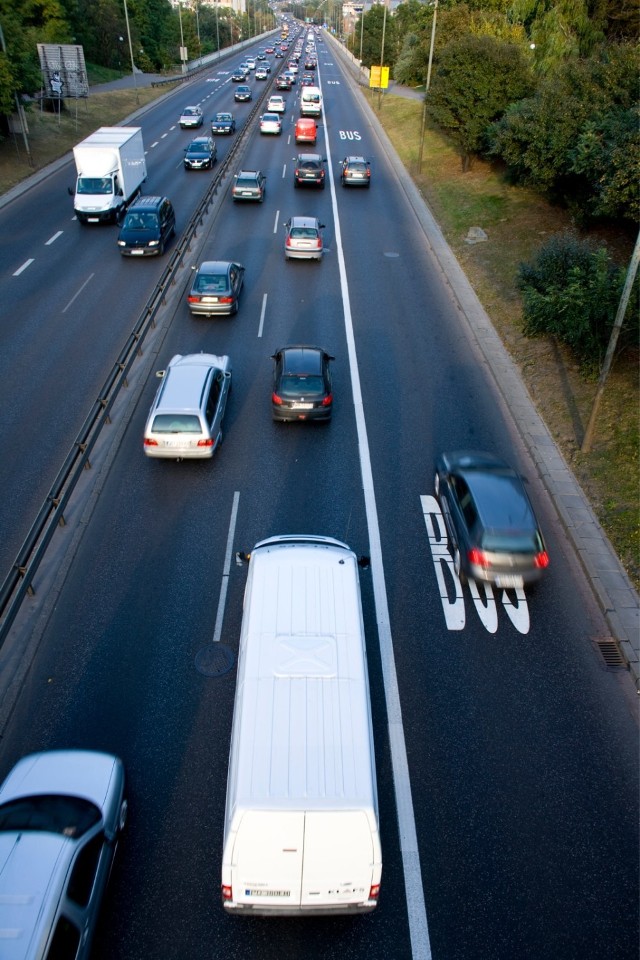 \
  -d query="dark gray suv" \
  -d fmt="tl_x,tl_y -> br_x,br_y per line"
116,196 -> 176,256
